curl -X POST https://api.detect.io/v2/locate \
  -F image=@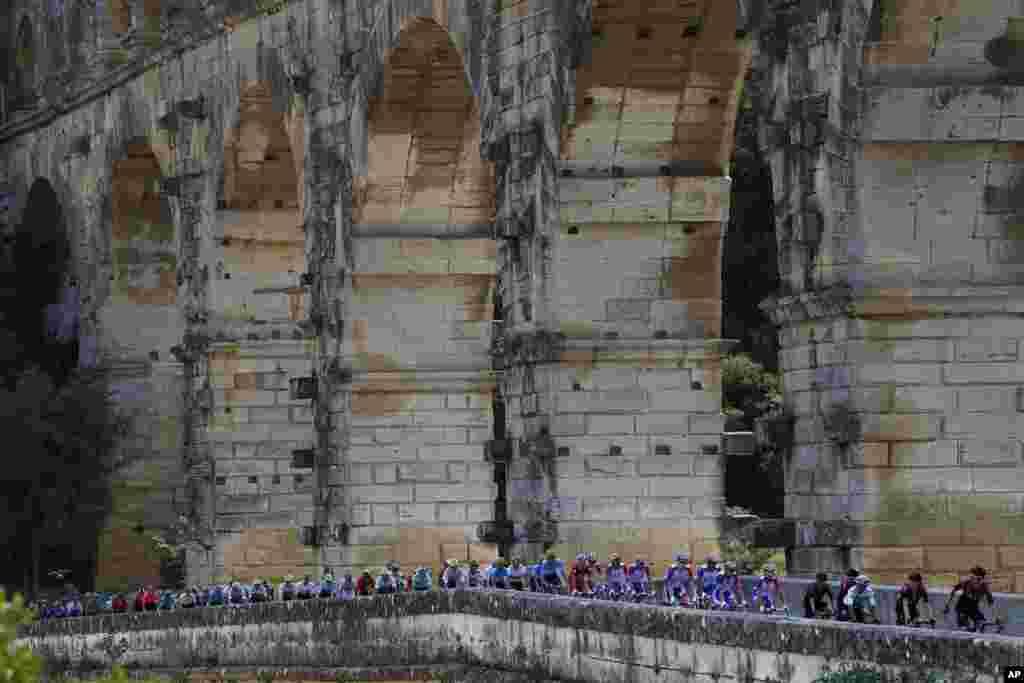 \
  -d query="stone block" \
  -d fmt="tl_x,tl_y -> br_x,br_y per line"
649,389 -> 719,412
437,503 -> 467,523
847,442 -> 891,468
397,462 -> 448,482
348,445 -> 405,462
550,414 -> 587,436
466,502 -> 491,523
999,545 -> 1024,569
890,386 -> 956,414
605,298 -> 651,322
588,367 -> 639,389
636,413 -> 687,435
956,338 -> 1018,363
634,455 -> 692,476
417,445 -> 483,461
414,483 -> 493,503
397,503 -> 436,523
926,546 -> 998,572
973,467 -> 1024,492
861,546 -> 925,570
860,414 -> 941,441
889,440 -> 955,467
586,413 -> 636,435
586,455 -> 634,476
220,494 -> 270,515
374,464 -> 398,484
944,363 -> 1024,384
957,386 -> 1017,413
553,456 -> 588,478
248,406 -> 291,423
561,436 -> 647,458
957,439 -> 1021,466
693,454 -> 722,476
349,428 -> 376,445
689,413 -> 725,435
944,414 -> 1024,439
582,498 -> 637,521
348,485 -> 414,504
638,498 -> 692,519
557,388 -> 649,413
349,504 -> 372,526
559,477 -> 649,498
372,504 -> 398,526
647,475 -> 718,499
637,368 -> 689,391
857,363 -> 941,385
